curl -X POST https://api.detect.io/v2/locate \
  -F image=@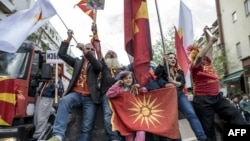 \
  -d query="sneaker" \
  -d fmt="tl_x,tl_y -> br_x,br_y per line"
47,136 -> 61,141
